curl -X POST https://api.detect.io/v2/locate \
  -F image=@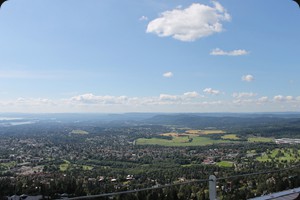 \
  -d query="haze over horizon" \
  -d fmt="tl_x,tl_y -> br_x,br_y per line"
0,0 -> 300,113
